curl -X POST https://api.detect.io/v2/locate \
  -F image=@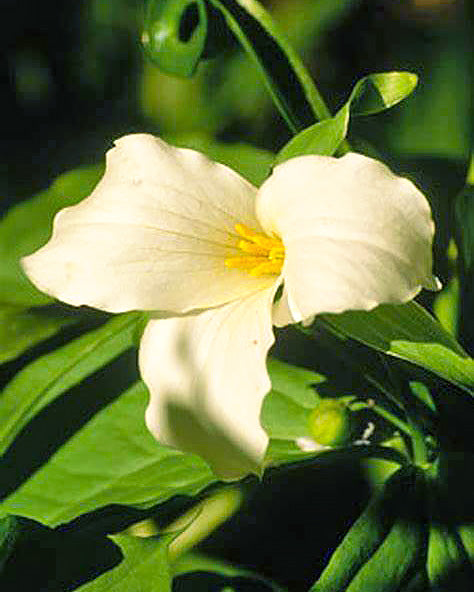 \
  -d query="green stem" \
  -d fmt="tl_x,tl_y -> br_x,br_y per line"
395,383 -> 430,466
406,410 -> 429,466
350,401 -> 411,437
